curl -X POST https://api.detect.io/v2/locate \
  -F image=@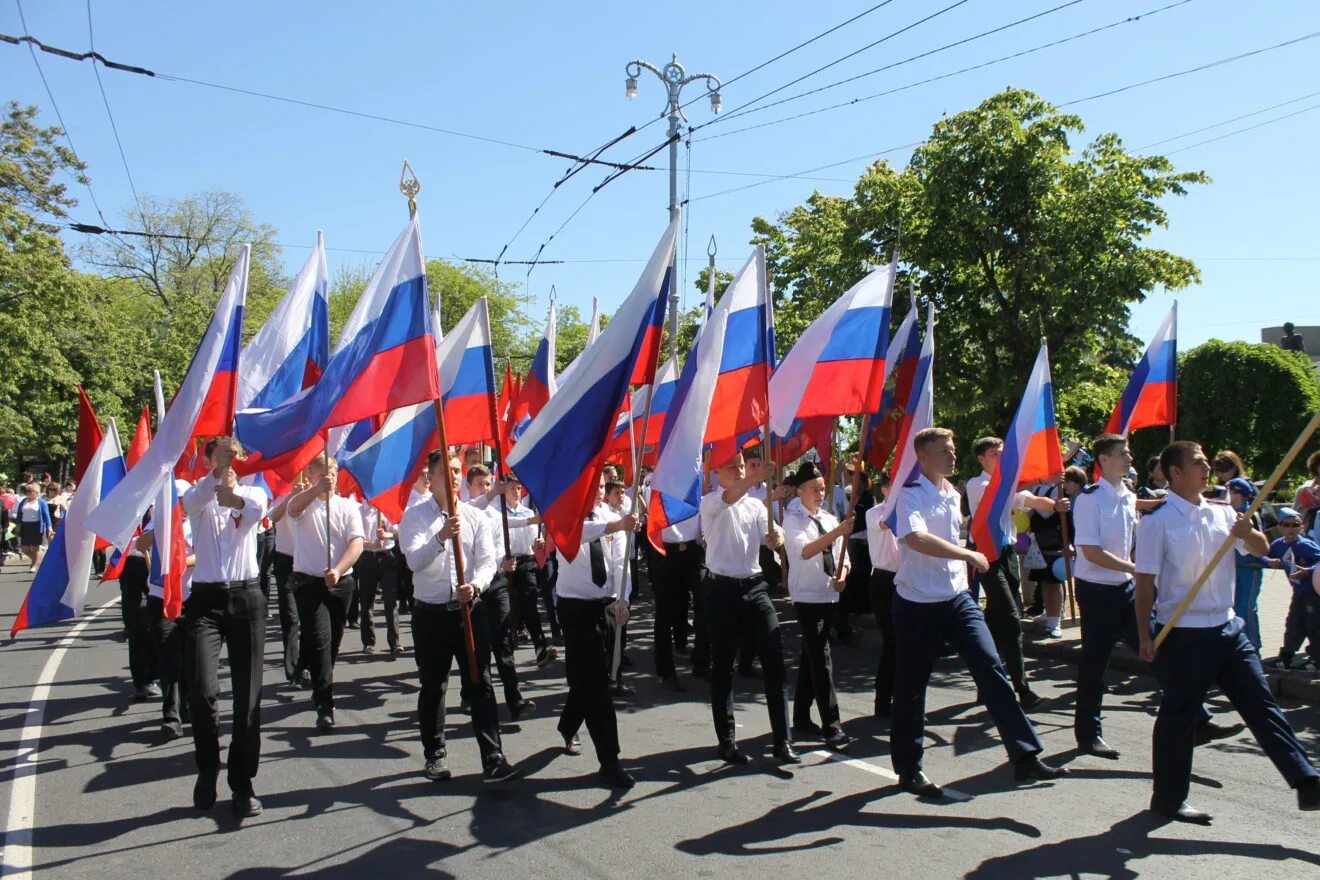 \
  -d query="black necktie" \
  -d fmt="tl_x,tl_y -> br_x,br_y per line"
811,516 -> 836,577
588,513 -> 607,587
